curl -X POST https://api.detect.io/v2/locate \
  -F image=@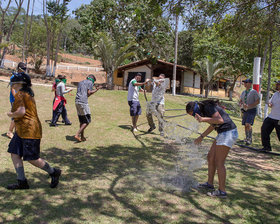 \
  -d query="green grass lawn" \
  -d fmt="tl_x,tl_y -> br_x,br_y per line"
0,81 -> 279,224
